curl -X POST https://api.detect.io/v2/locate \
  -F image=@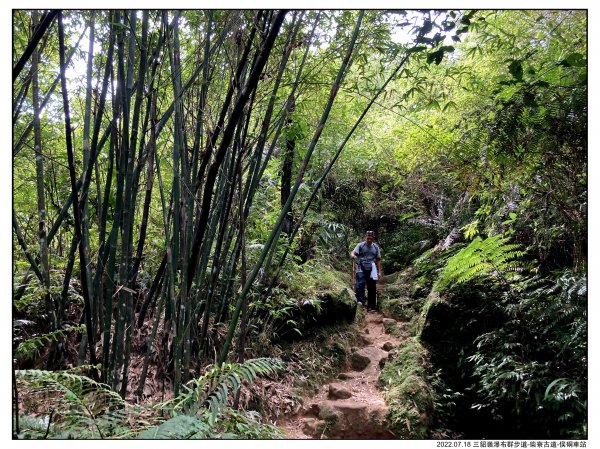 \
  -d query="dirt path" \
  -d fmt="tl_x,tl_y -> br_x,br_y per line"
277,309 -> 405,439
